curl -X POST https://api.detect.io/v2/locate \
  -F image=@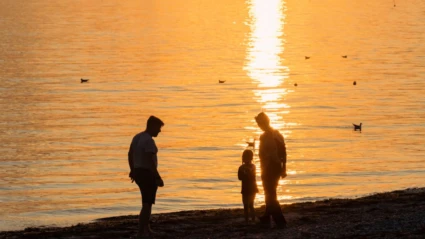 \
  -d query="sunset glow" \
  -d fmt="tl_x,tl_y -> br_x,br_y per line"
244,0 -> 289,130
2,0 -> 424,233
